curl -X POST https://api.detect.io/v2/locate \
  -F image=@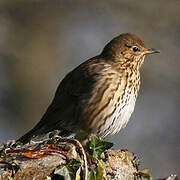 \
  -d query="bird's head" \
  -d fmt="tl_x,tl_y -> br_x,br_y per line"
101,33 -> 159,69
